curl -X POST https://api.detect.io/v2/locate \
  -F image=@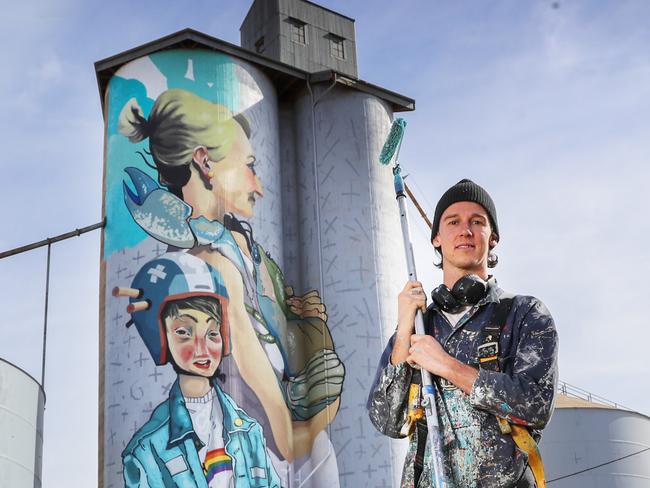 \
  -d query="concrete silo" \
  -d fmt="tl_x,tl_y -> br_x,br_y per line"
540,385 -> 650,487
0,358 -> 45,488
